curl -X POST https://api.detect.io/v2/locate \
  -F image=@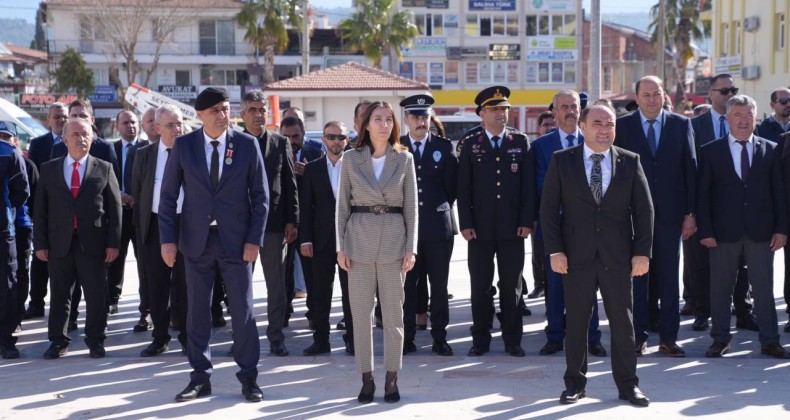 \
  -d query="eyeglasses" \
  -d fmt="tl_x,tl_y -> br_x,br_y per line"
775,98 -> 790,105
712,87 -> 739,95
324,134 -> 347,141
